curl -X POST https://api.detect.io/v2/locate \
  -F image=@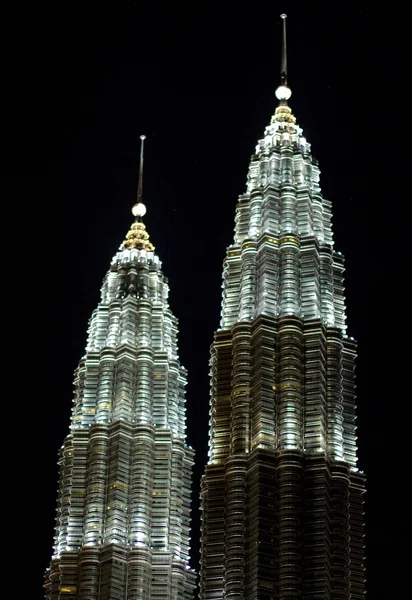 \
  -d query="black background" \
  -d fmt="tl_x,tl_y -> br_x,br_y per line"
4,3 -> 410,599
